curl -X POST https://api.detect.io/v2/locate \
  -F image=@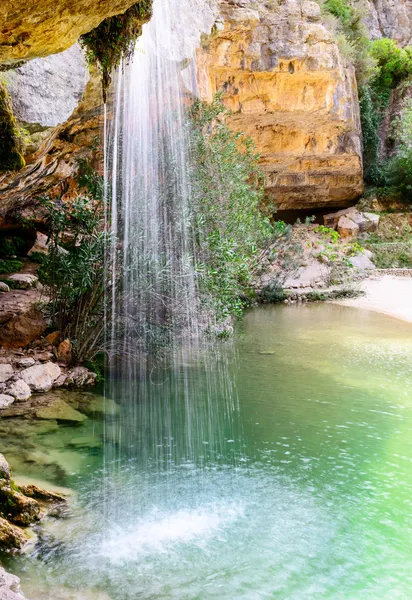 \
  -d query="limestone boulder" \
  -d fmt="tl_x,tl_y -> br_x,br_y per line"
325,208 -> 380,234
20,362 -> 61,393
337,216 -> 360,239
0,566 -> 26,599
350,251 -> 376,271
4,274 -> 39,290
0,395 -> 15,409
27,232 -> 49,258
0,364 -> 13,383
65,366 -> 97,388
0,283 -> 10,292
7,44 -> 88,129
15,358 -> 35,368
7,380 -> 31,402
0,291 -> 46,348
